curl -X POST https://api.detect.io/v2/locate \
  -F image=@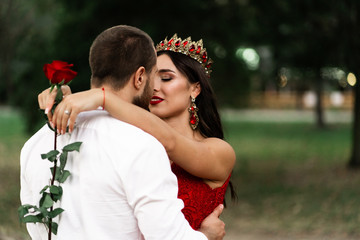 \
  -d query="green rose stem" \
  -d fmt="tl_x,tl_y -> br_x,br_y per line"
18,64 -> 79,239
48,129 -> 57,240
